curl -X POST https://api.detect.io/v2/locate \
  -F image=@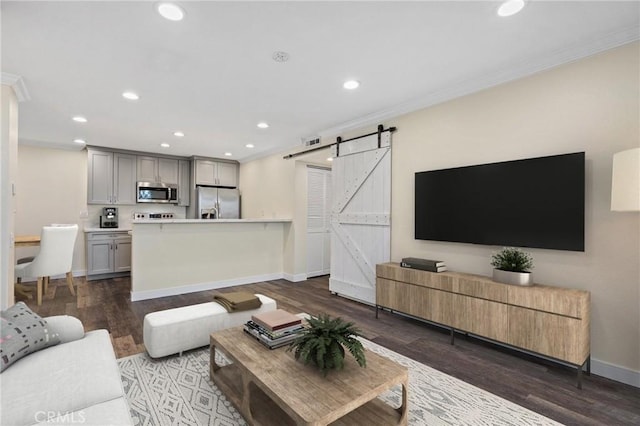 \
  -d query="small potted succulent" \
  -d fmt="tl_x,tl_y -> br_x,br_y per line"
287,313 -> 366,376
491,247 -> 534,286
